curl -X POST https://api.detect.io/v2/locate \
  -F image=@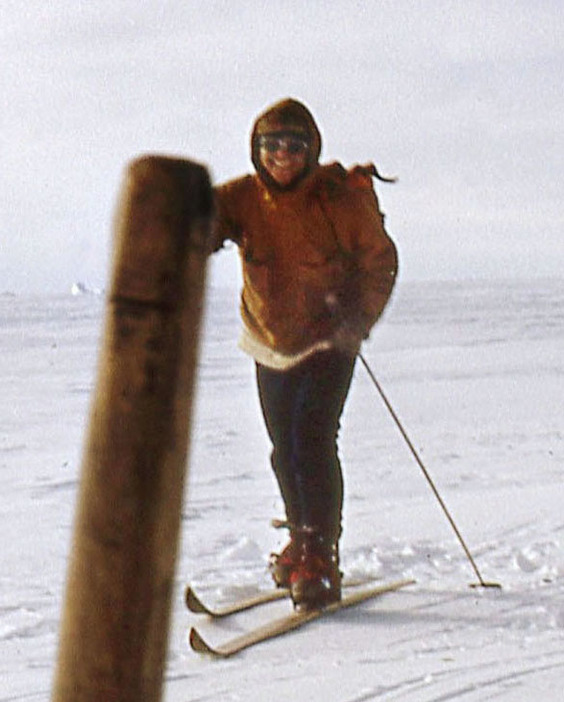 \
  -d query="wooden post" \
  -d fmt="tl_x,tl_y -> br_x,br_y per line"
52,156 -> 213,702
